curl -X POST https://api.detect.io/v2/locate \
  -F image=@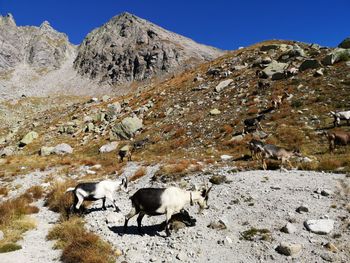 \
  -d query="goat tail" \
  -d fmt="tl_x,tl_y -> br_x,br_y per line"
65,187 -> 75,193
